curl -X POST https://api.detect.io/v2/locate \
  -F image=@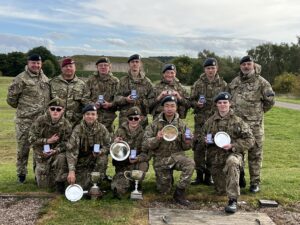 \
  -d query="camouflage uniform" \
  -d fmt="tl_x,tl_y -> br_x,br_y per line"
229,65 -> 275,186
149,78 -> 190,119
86,72 -> 119,133
111,122 -> 149,195
115,71 -> 153,128
143,112 -> 194,194
66,120 -> 110,190
190,73 -> 227,174
199,109 -> 254,198
7,66 -> 50,176
29,113 -> 72,188
50,75 -> 90,127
